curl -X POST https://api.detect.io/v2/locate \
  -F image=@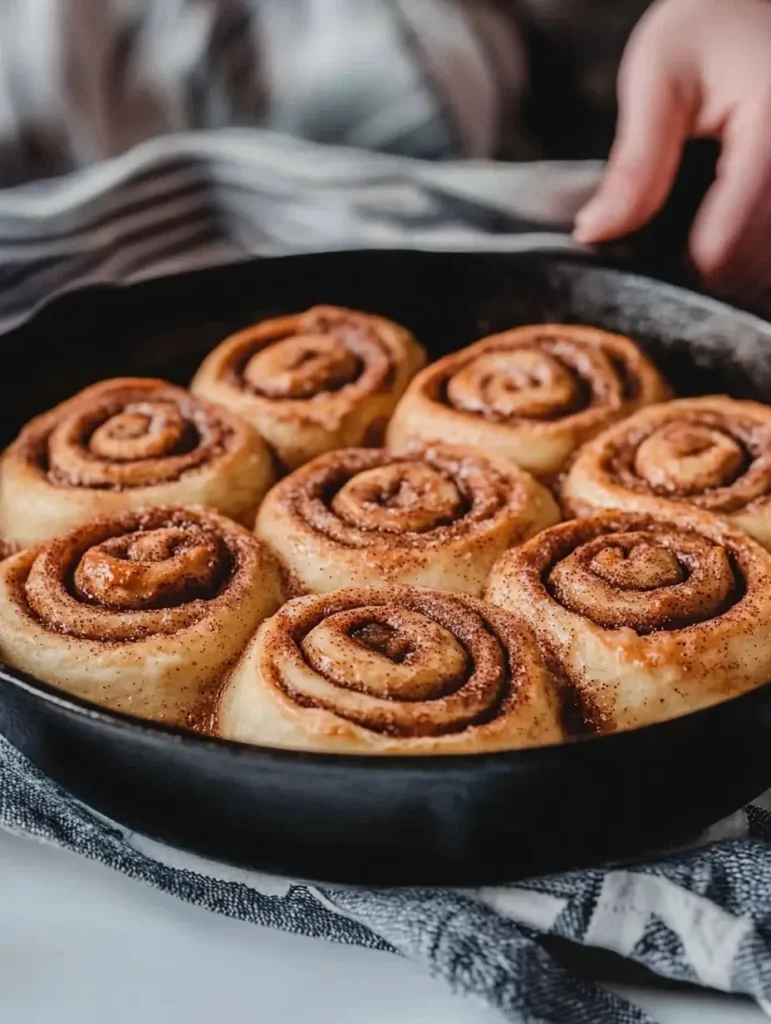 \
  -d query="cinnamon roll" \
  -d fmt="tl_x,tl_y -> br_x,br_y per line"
387,324 -> 670,477
0,378 -> 274,545
0,506 -> 282,725
485,509 -> 771,733
216,585 -> 564,754
562,396 -> 771,549
255,443 -> 559,597
190,305 -> 427,471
